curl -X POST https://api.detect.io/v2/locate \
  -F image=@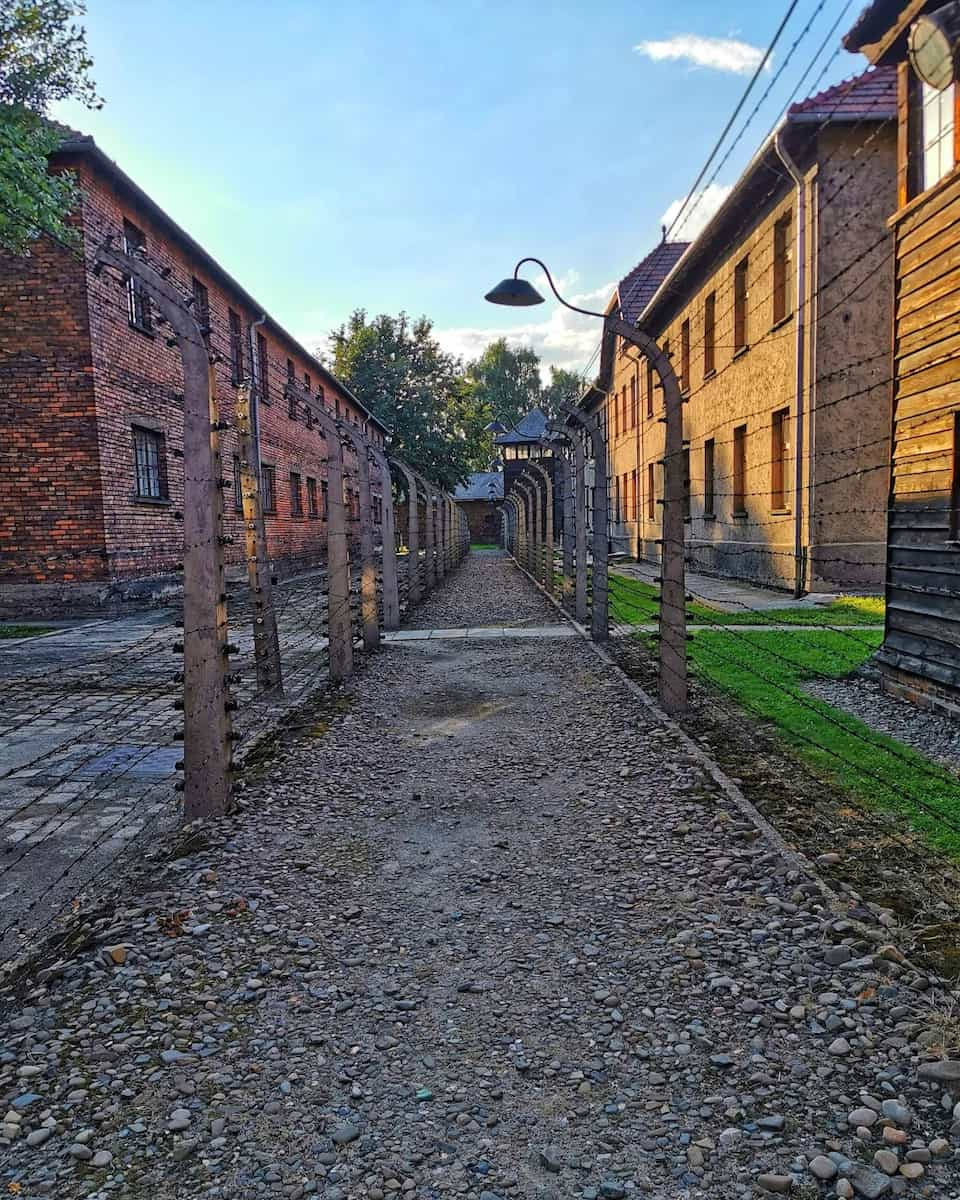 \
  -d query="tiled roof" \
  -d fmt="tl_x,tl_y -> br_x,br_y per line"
787,65 -> 897,121
453,471 -> 504,502
493,406 -> 551,446
616,241 -> 689,325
